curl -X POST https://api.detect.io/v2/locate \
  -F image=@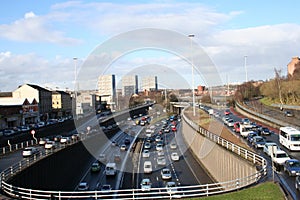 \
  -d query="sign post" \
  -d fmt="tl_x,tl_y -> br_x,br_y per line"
31,130 -> 38,144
